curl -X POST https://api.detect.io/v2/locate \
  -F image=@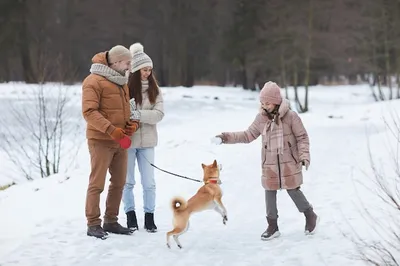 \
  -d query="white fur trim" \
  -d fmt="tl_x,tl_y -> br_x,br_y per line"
130,43 -> 144,55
